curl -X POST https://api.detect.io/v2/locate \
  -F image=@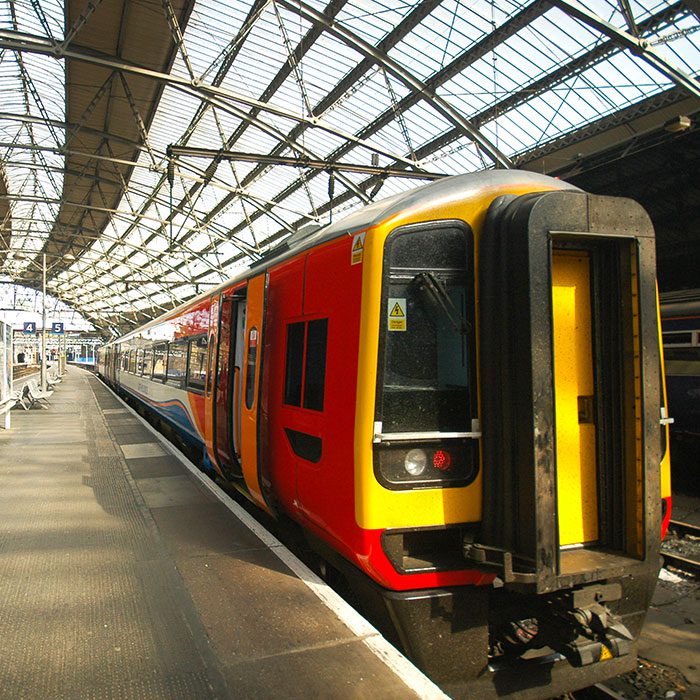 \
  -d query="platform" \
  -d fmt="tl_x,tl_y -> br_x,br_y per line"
0,367 -> 443,699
